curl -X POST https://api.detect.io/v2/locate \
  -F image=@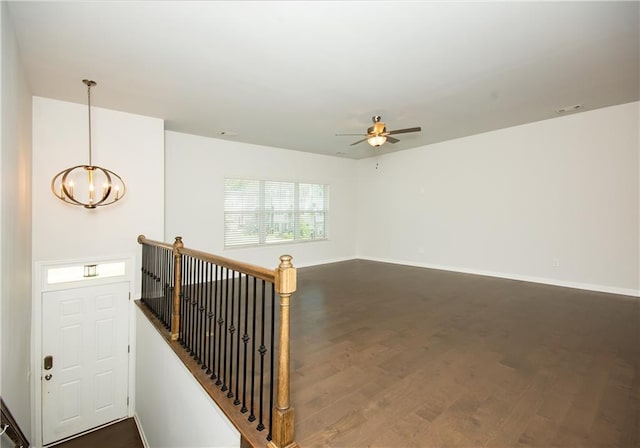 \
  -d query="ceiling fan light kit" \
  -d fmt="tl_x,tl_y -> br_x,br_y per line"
337,115 -> 421,148
367,135 -> 387,147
